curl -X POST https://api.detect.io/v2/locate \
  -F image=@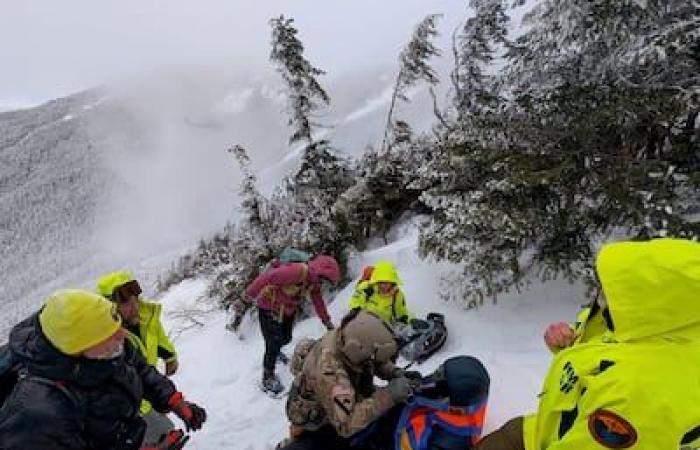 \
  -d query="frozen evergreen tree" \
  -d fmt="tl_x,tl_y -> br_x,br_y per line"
382,14 -> 442,152
269,15 -> 330,145
419,0 -> 699,305
286,139 -> 355,256
269,16 -> 355,260
451,0 -> 509,124
229,144 -> 270,243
